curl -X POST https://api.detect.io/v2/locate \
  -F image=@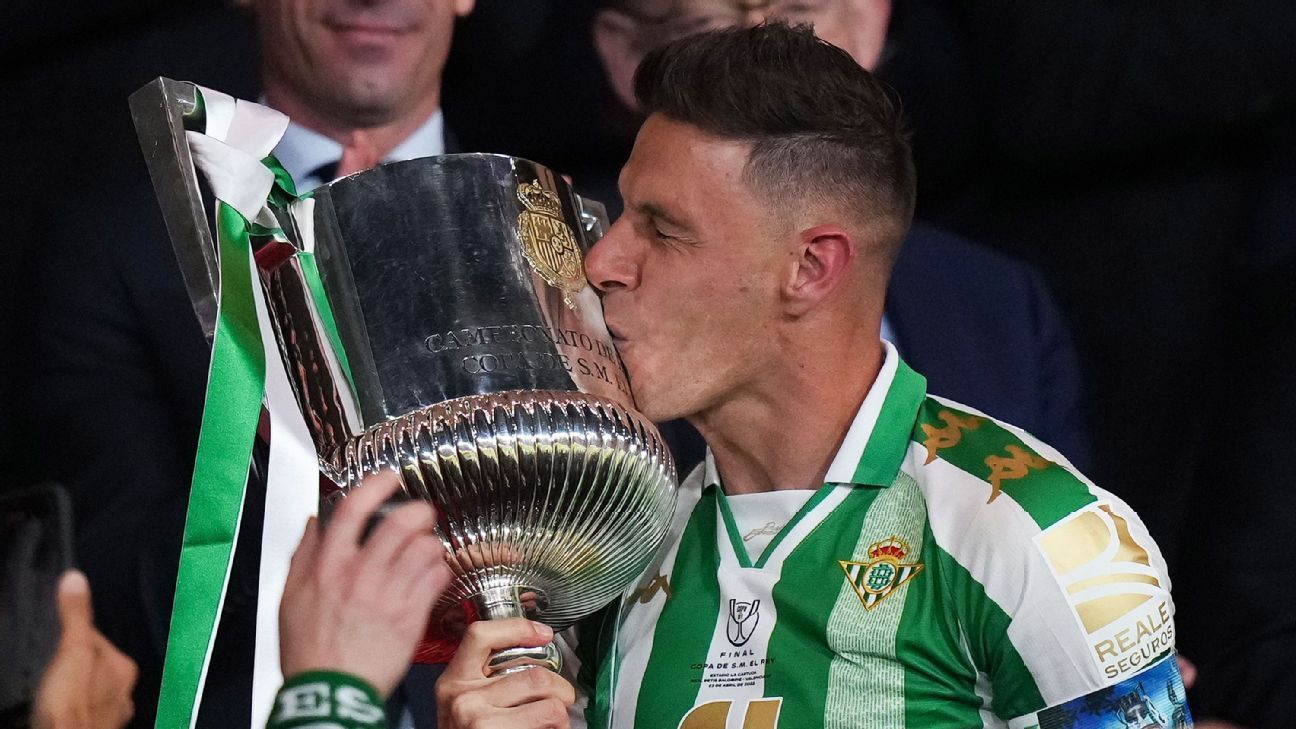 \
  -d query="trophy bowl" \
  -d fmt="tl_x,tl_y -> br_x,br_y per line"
258,154 -> 677,671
